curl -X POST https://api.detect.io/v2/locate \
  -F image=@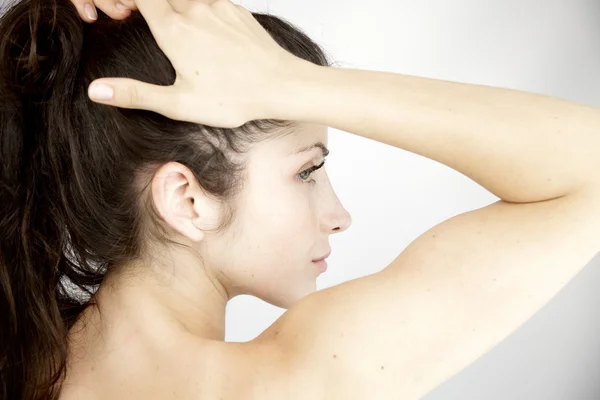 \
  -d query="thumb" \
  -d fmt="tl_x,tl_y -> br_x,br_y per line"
88,78 -> 177,117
